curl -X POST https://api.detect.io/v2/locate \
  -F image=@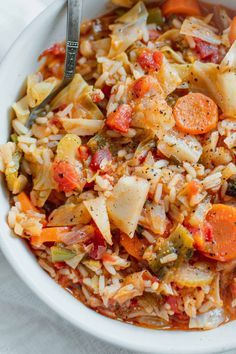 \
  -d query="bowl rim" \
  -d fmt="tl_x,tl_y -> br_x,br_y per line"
1,1 -> 236,353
